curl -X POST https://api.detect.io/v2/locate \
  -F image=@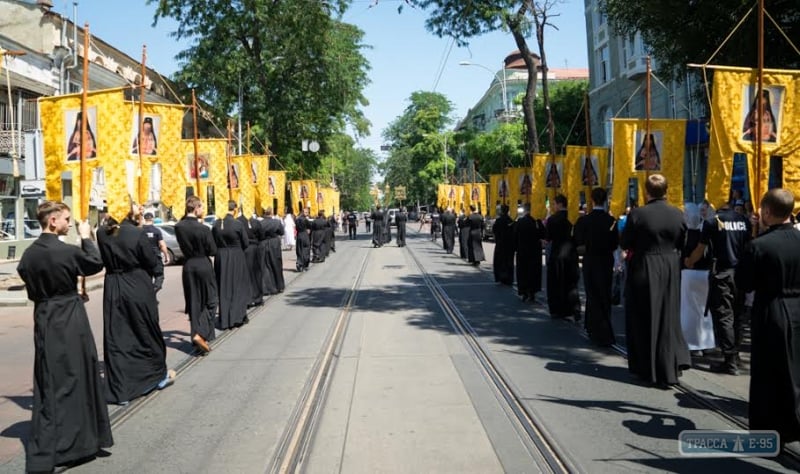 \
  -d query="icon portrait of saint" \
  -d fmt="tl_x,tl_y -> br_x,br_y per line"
448,187 -> 456,200
545,163 -> 562,188
581,156 -> 599,186
268,176 -> 276,195
519,174 -> 532,195
188,154 -> 210,180
65,108 -> 98,162
471,186 -> 480,202
300,184 -> 309,199
498,179 -> 509,198
742,87 -> 781,143
634,132 -> 662,171
131,115 -> 159,156
251,162 -> 258,184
